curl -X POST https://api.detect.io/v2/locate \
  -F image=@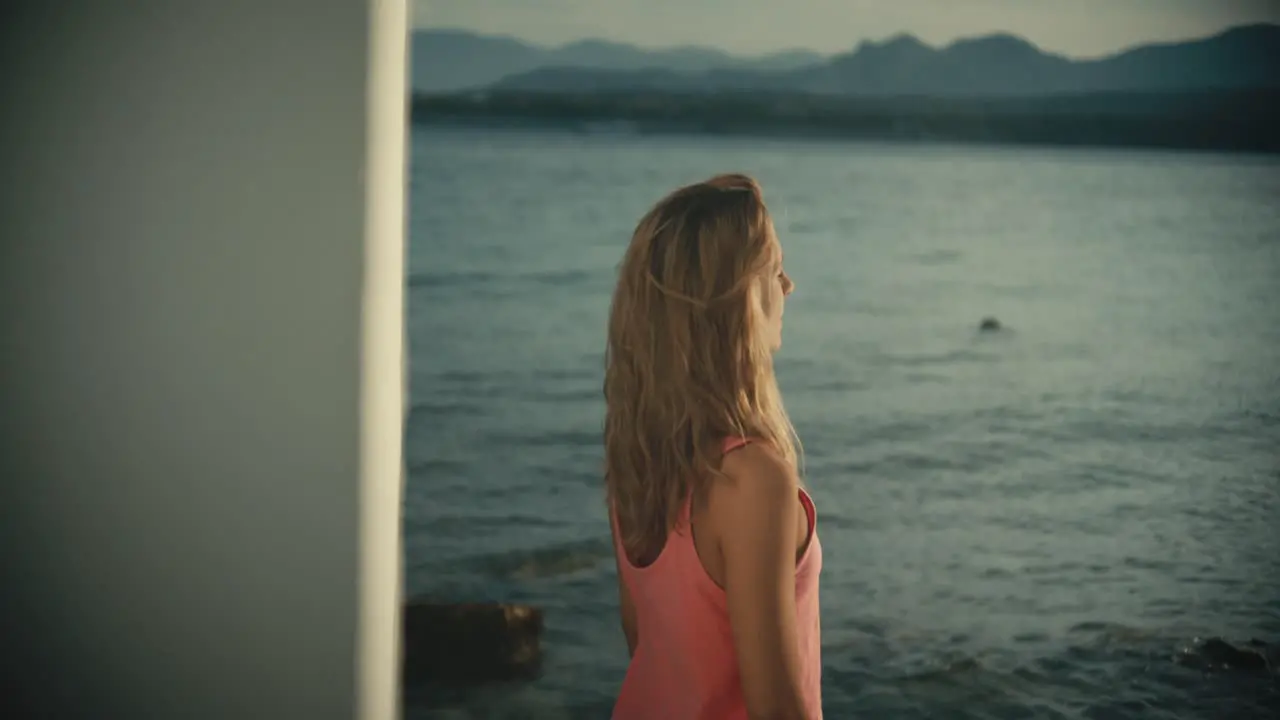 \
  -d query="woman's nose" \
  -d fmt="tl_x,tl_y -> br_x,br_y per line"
782,272 -> 795,296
